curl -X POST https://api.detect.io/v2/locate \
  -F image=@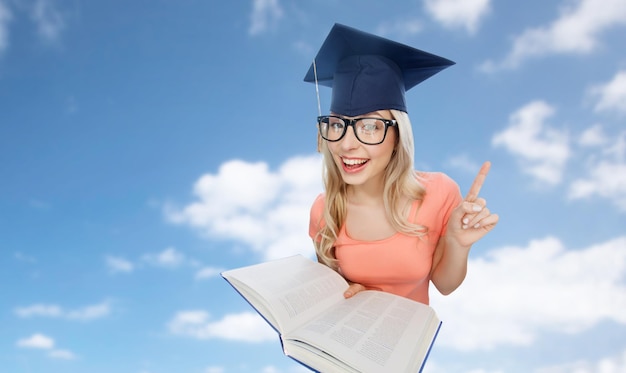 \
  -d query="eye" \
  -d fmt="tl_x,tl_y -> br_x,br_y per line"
328,118 -> 345,132
359,119 -> 383,133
